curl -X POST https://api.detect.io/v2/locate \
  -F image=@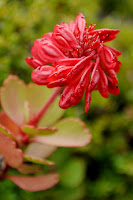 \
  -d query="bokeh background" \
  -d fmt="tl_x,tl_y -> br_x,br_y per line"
0,0 -> 133,199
